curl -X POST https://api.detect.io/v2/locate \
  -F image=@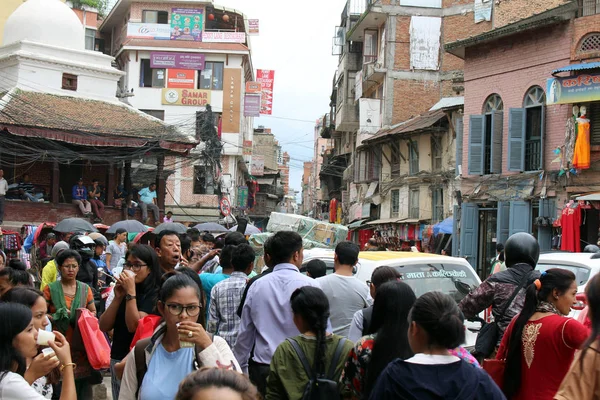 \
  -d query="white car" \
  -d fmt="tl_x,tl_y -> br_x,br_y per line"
302,249 -> 482,350
536,252 -> 600,318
